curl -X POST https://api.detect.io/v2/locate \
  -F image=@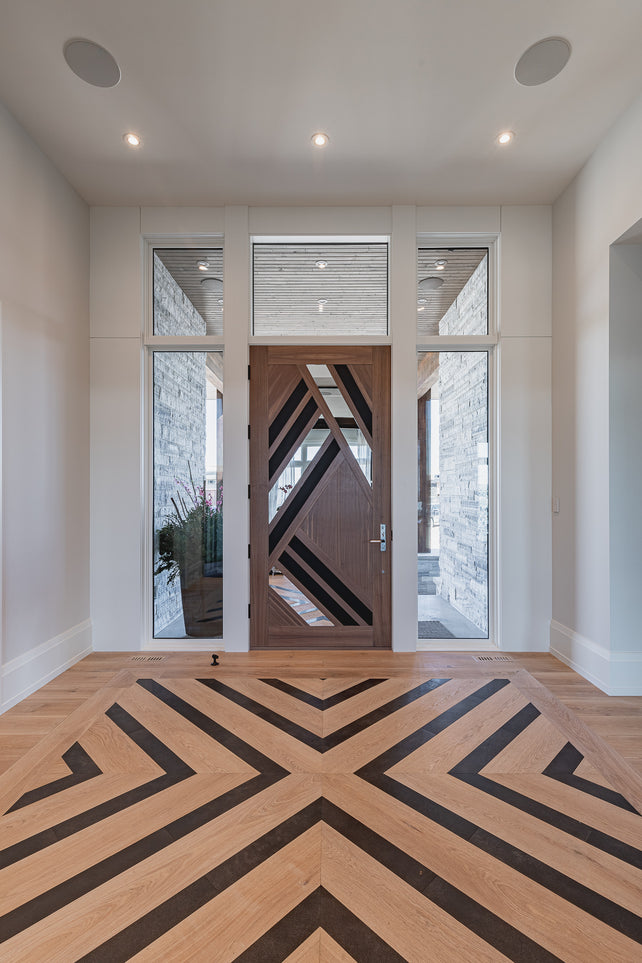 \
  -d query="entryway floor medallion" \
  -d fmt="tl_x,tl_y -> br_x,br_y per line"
0,668 -> 641,960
